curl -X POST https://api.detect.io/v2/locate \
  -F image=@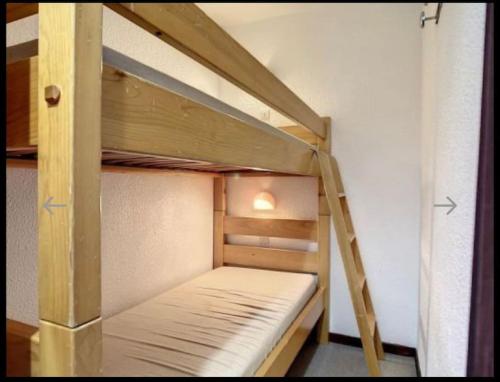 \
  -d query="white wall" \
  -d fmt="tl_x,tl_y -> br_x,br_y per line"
6,7 -> 217,327
6,168 -> 213,326
418,3 -> 486,376
226,176 -> 318,252
214,4 -> 422,347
